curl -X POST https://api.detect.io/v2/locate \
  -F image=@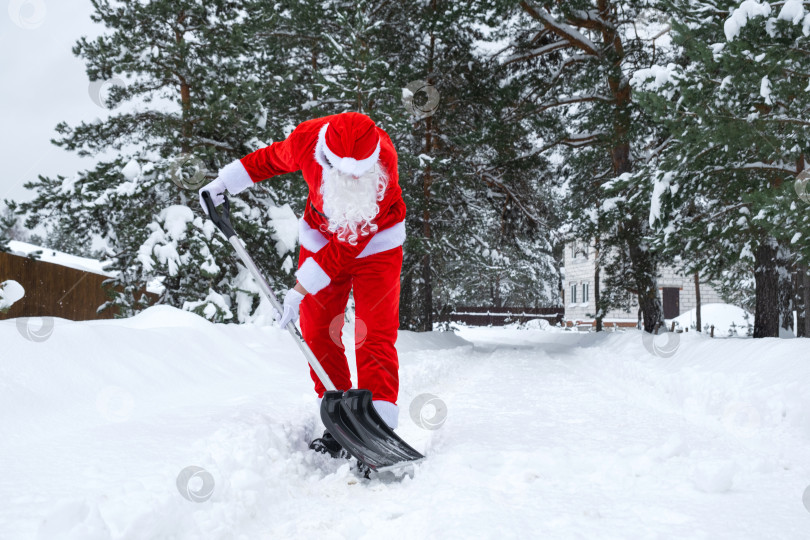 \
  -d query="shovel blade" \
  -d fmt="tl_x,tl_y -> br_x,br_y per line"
320,389 -> 424,470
